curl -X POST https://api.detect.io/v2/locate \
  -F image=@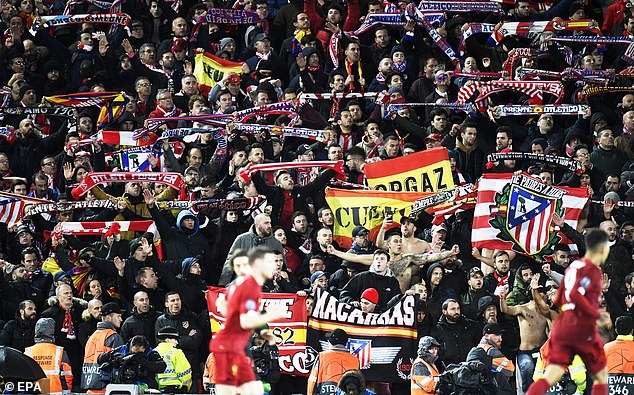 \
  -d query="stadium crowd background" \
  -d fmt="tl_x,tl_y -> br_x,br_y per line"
1,0 -> 634,392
